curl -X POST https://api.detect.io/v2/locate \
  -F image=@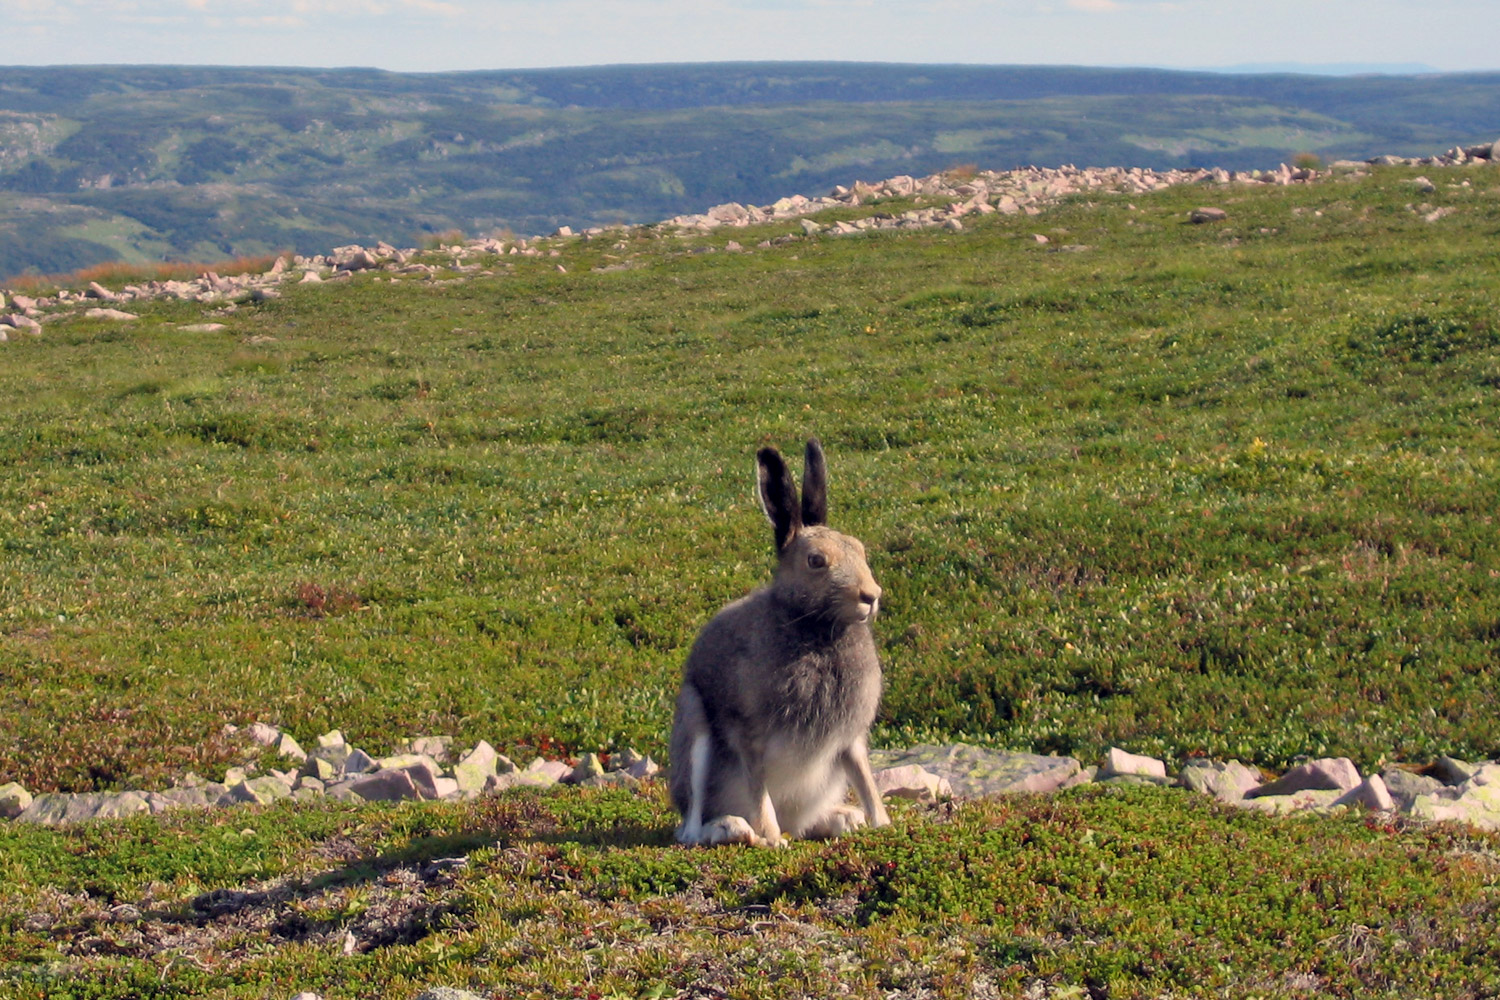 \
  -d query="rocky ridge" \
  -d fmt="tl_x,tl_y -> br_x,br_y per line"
4,138 -> 1498,341
2,722 -> 1497,833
